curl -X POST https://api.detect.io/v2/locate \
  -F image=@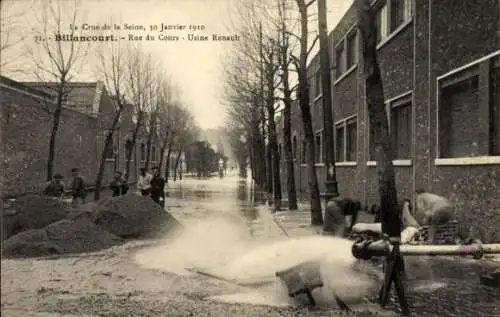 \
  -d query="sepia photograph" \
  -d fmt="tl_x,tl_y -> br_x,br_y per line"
1,0 -> 499,316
